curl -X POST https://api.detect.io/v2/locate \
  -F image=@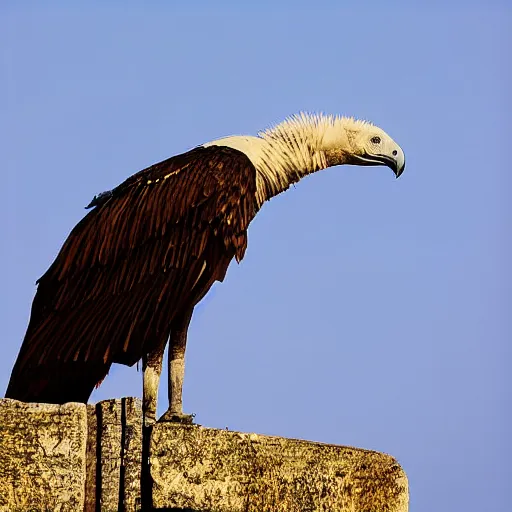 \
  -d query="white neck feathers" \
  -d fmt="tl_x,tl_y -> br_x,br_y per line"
203,113 -> 374,206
